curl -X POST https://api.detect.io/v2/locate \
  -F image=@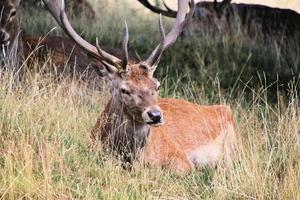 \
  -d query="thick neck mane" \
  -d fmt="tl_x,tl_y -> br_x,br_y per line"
92,96 -> 151,163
